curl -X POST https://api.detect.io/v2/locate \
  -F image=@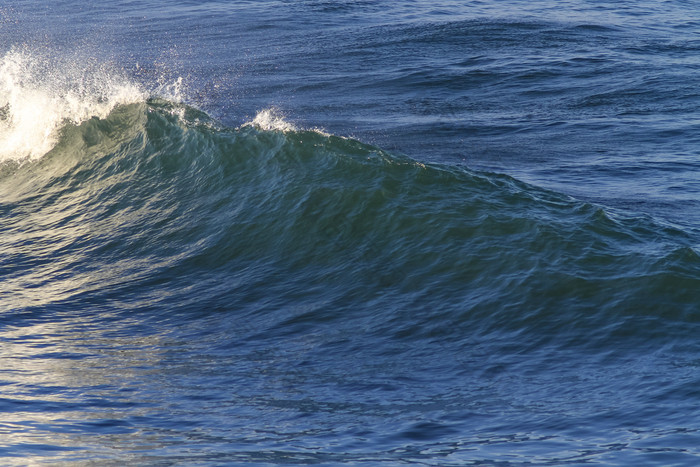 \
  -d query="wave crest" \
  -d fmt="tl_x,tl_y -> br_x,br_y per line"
0,48 -> 145,161
244,108 -> 298,132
